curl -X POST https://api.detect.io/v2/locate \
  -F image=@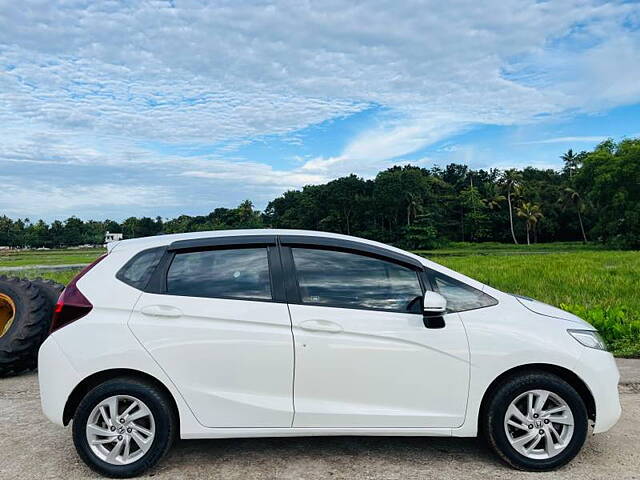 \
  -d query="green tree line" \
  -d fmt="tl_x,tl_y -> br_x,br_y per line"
2,138 -> 639,249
